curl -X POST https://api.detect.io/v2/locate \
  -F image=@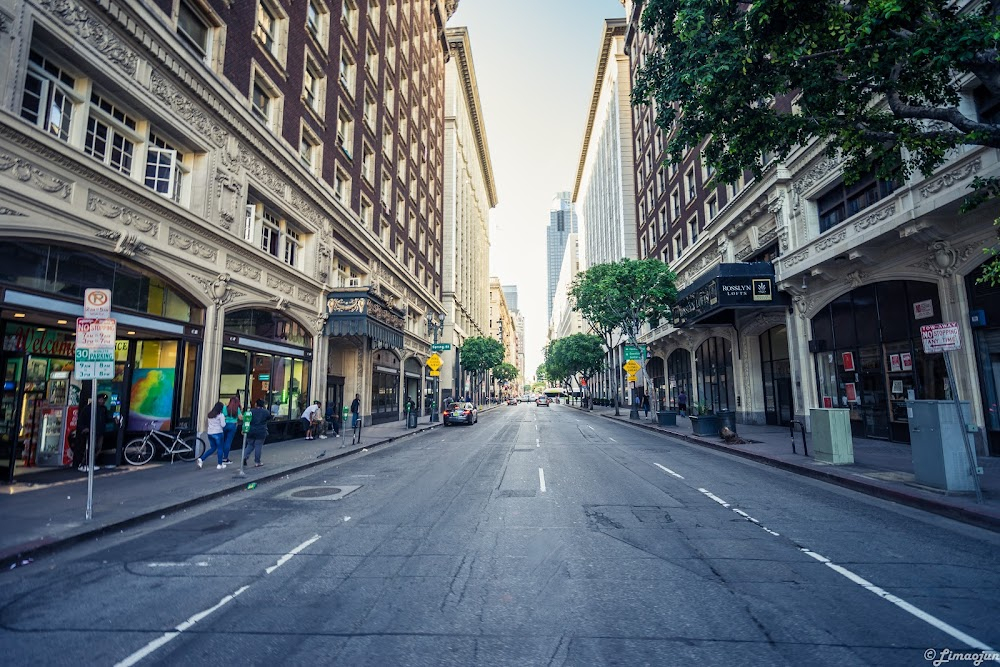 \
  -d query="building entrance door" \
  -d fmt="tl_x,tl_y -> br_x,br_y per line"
859,345 -> 890,439
326,375 -> 344,428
